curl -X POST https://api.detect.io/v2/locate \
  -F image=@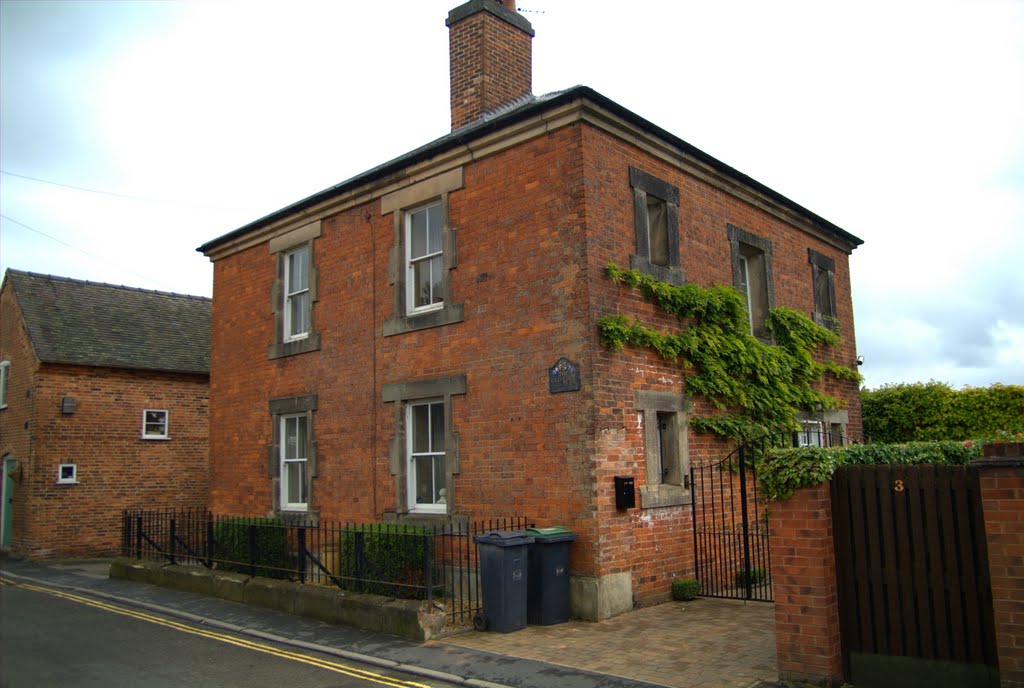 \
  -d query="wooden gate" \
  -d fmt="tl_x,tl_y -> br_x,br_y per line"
831,464 -> 1000,688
